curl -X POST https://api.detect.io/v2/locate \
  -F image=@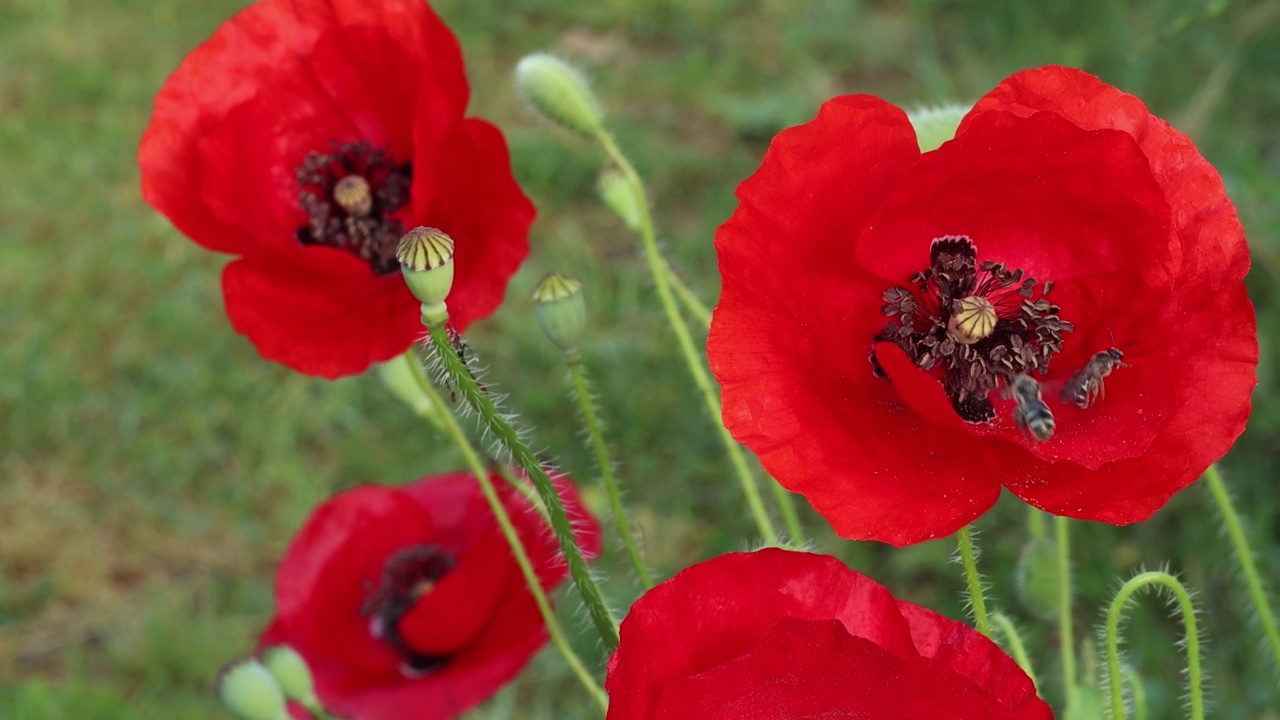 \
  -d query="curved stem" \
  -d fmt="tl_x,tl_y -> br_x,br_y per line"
1104,571 -> 1202,720
593,129 -> 796,545
401,351 -> 606,707
567,356 -> 654,589
425,323 -> 620,649
1055,516 -> 1077,707
990,612 -> 1037,689
1204,464 -> 1280,669
956,526 -> 990,636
